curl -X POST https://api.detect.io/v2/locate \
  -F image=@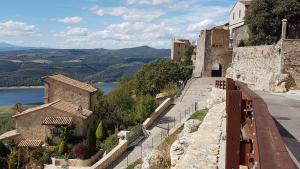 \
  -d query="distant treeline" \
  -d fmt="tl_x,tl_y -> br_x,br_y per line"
0,46 -> 170,87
